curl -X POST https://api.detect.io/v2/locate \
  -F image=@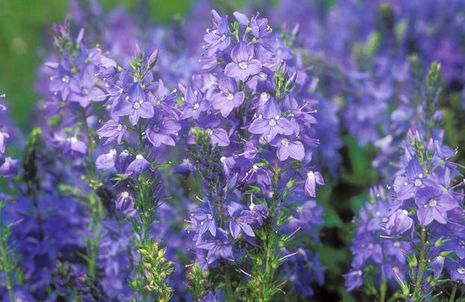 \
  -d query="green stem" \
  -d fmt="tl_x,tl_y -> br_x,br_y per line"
87,195 -> 102,278
6,275 -> 14,302
225,270 -> 234,302
449,282 -> 458,302
1,241 -> 15,302
413,227 -> 427,299
81,108 -> 103,278
258,160 -> 281,302
28,183 -> 45,241
380,280 -> 387,302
